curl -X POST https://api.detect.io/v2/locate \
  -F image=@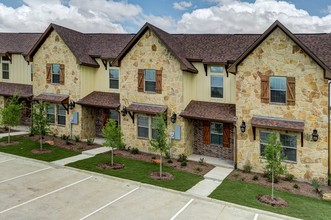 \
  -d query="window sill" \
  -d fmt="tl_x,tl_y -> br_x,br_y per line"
259,157 -> 297,164
144,91 -> 156,94
137,137 -> 149,140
